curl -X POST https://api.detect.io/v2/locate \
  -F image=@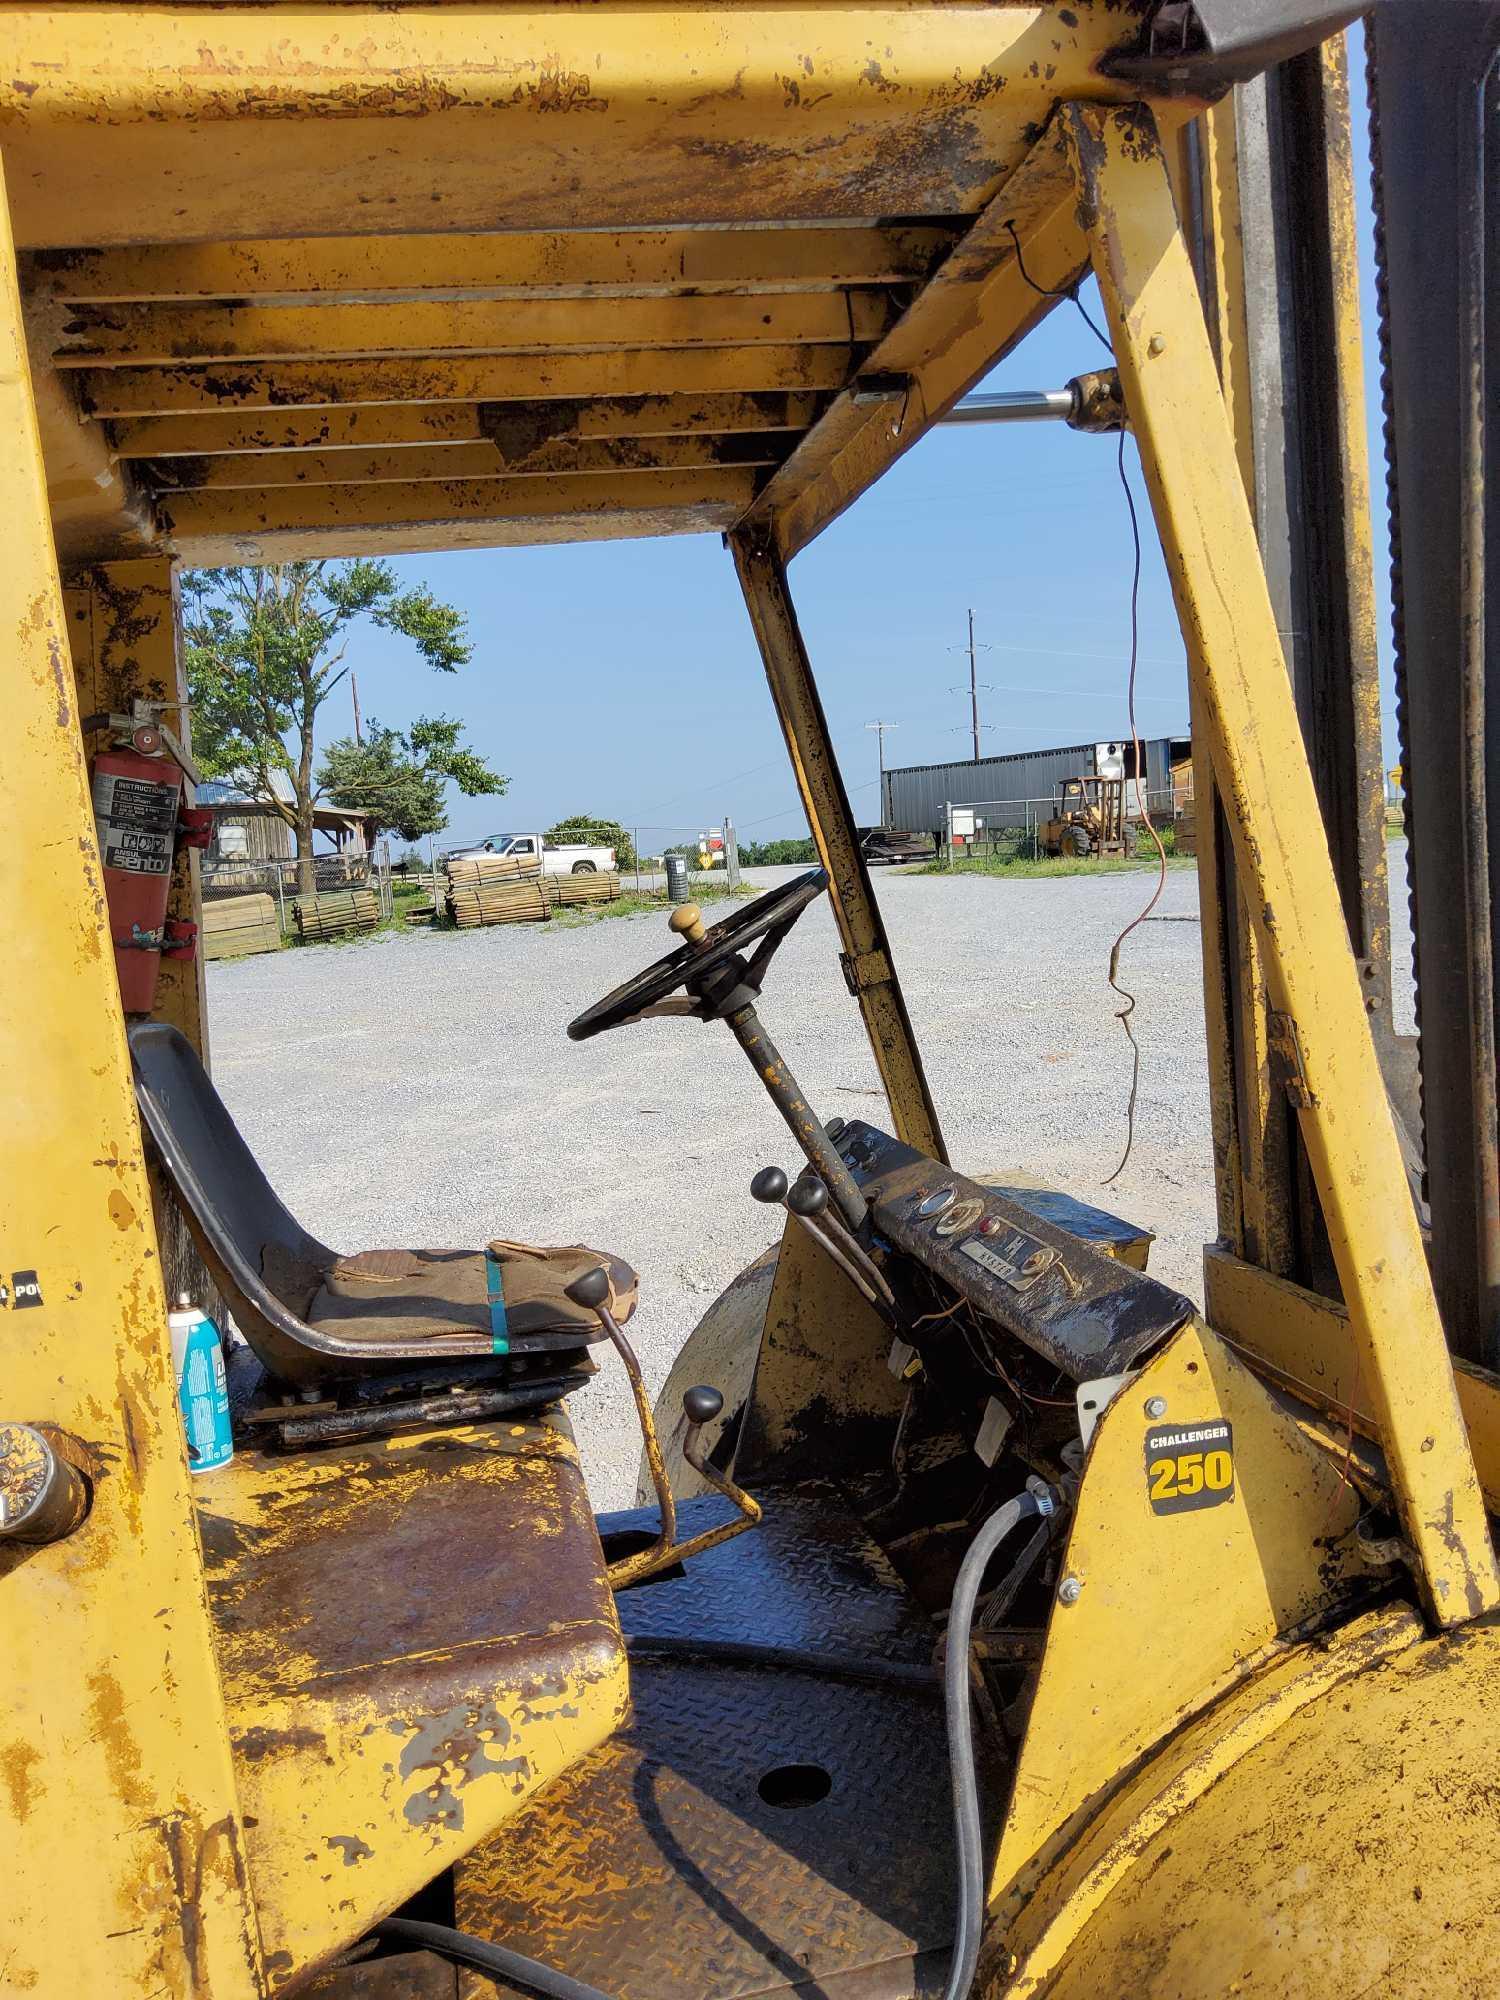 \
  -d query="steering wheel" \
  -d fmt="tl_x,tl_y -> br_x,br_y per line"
568,868 -> 828,1041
